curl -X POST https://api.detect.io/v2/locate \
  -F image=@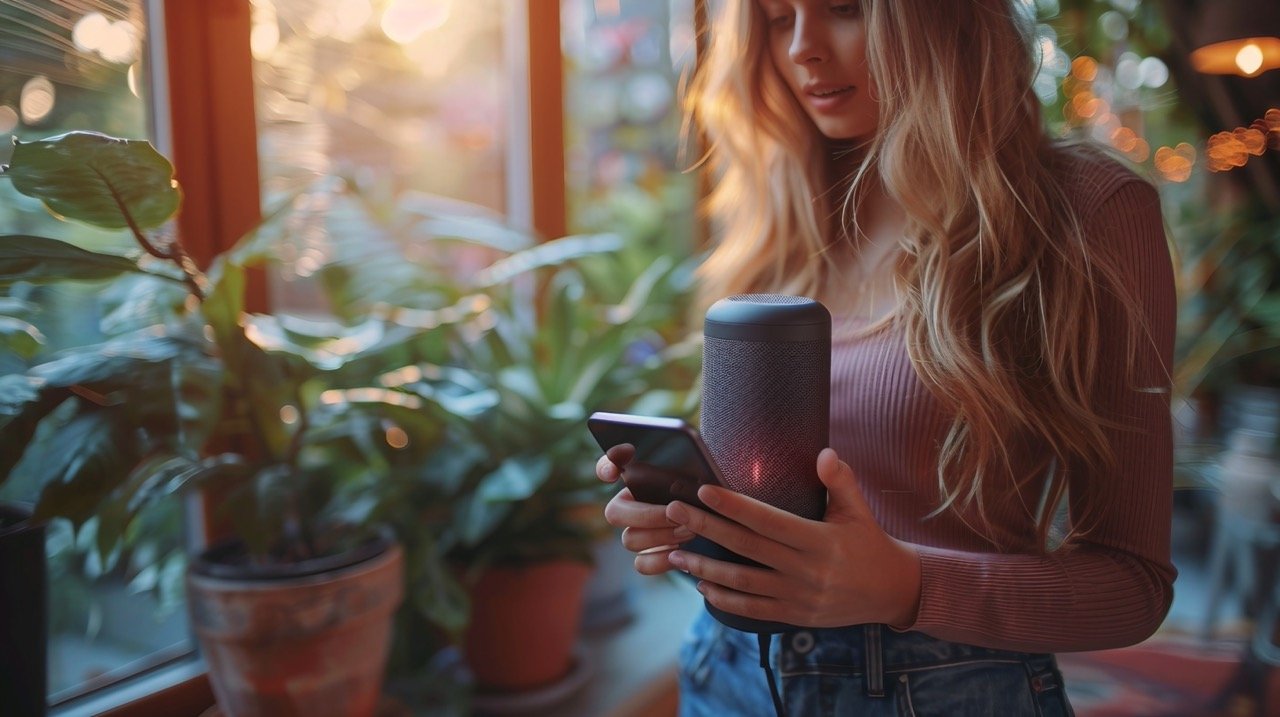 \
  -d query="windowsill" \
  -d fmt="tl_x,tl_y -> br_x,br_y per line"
516,573 -> 701,717
400,573 -> 702,716
50,656 -> 209,717
46,574 -> 701,717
